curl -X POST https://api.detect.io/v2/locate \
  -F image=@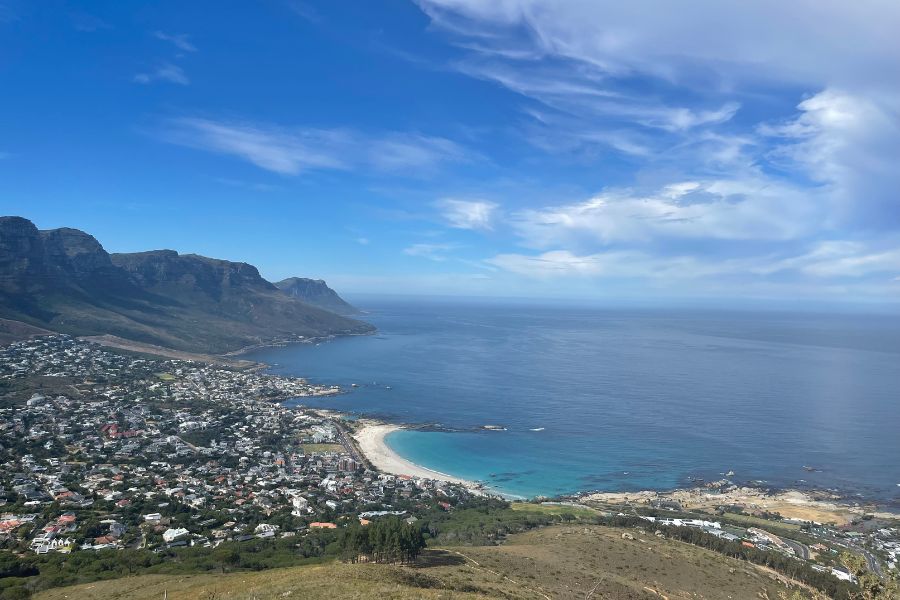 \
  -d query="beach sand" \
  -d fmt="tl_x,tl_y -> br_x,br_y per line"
353,423 -> 473,486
